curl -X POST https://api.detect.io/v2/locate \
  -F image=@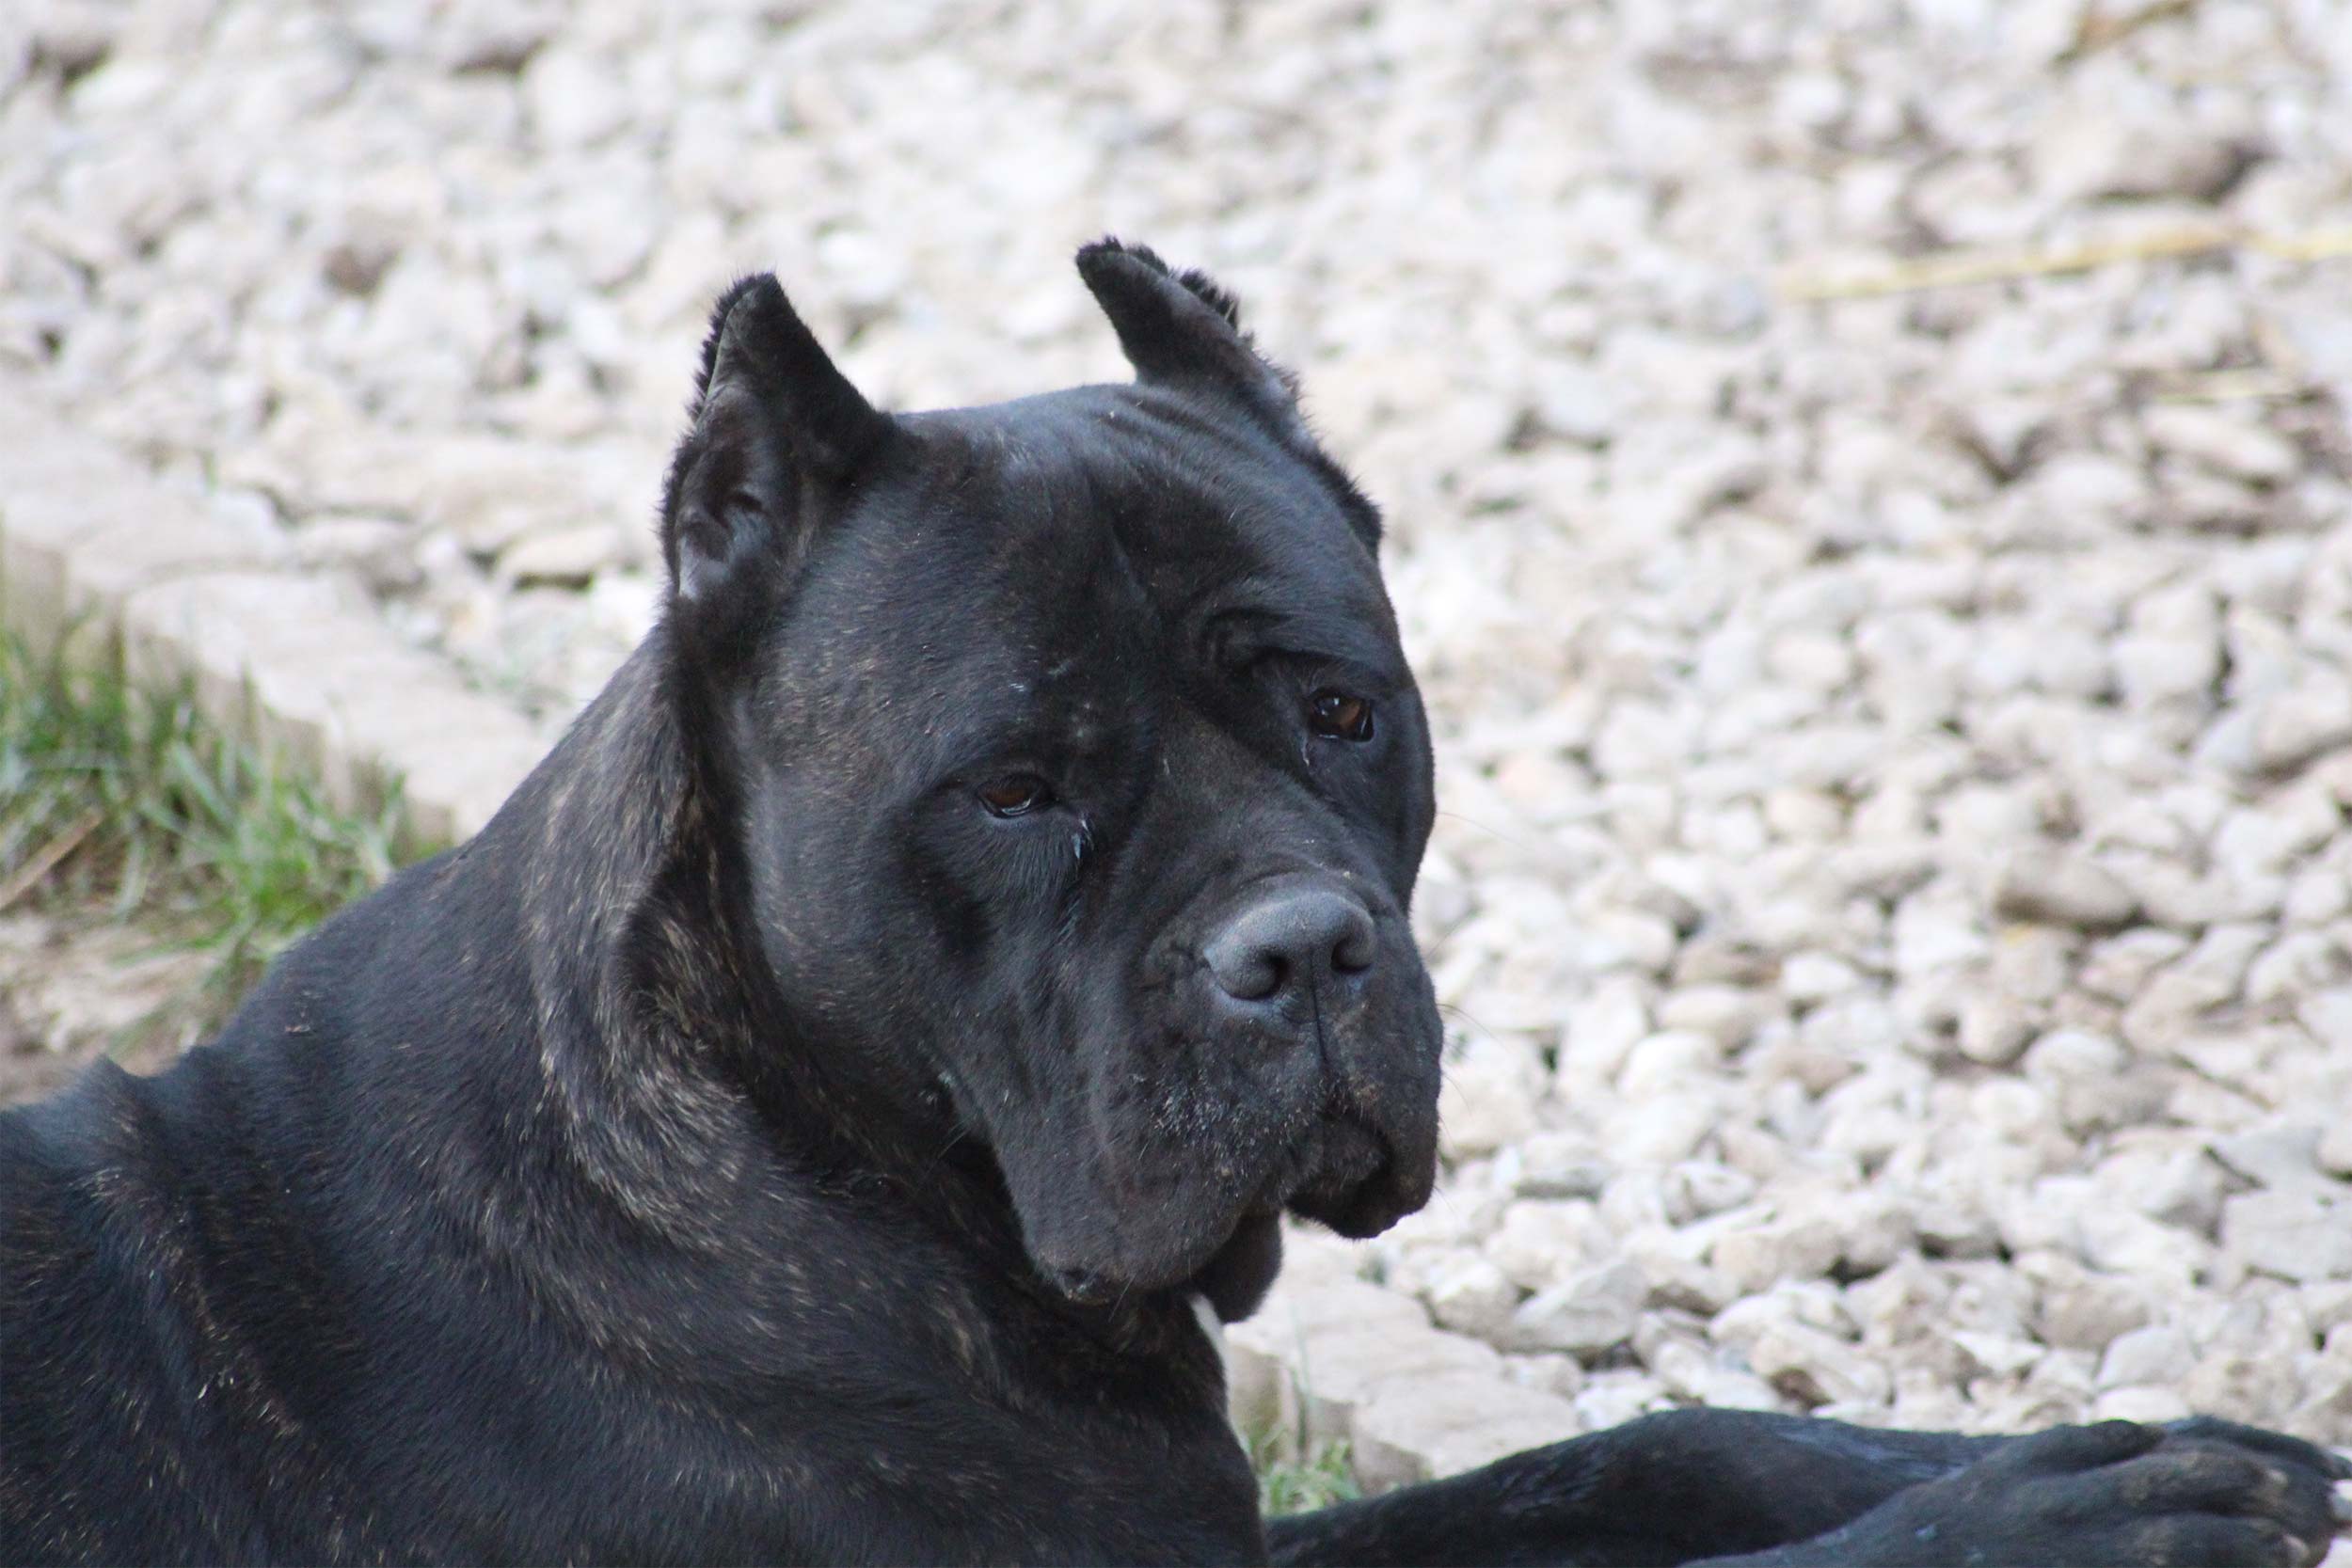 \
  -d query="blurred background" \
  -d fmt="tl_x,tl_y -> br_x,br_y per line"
7,0 -> 2352,1470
